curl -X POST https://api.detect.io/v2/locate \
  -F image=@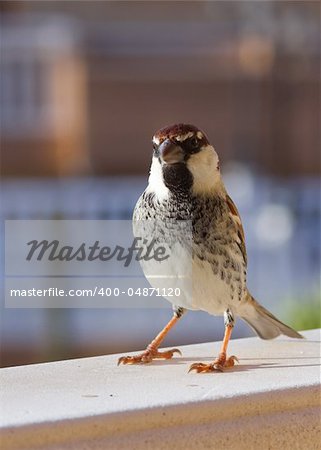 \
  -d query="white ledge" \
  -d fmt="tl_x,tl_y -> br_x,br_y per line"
1,329 -> 320,449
